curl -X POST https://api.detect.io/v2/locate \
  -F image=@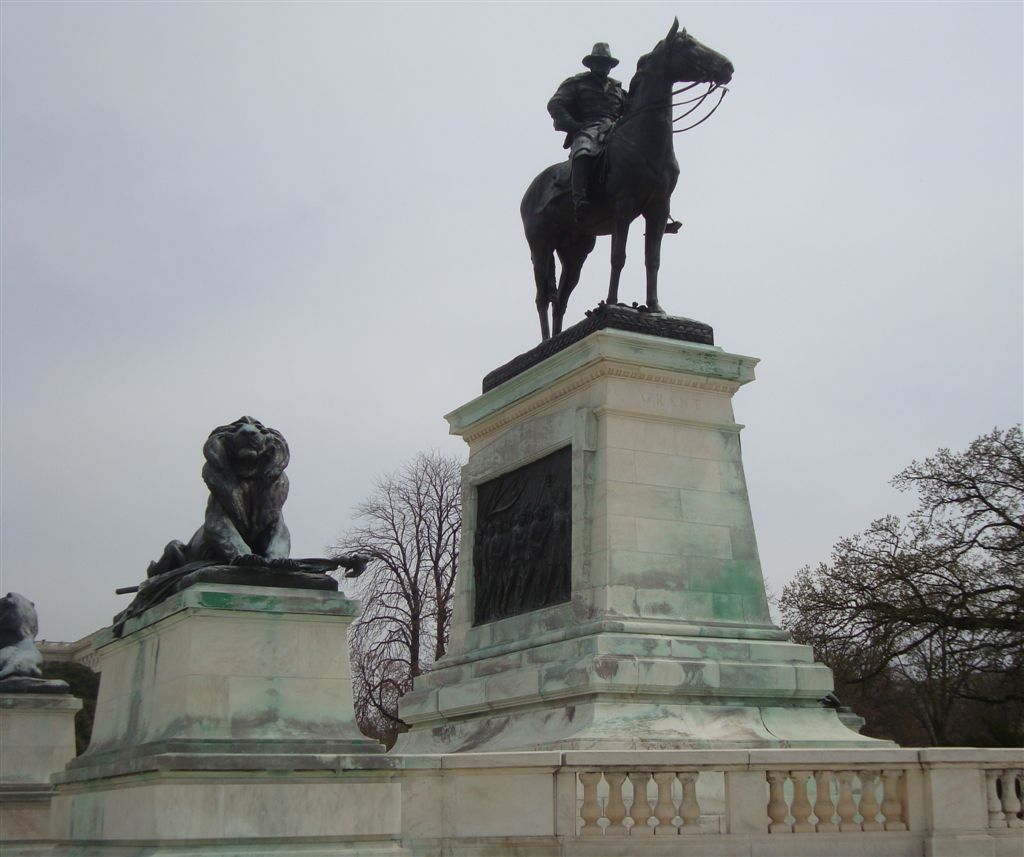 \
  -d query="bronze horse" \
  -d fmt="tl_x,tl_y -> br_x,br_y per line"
521,21 -> 734,340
